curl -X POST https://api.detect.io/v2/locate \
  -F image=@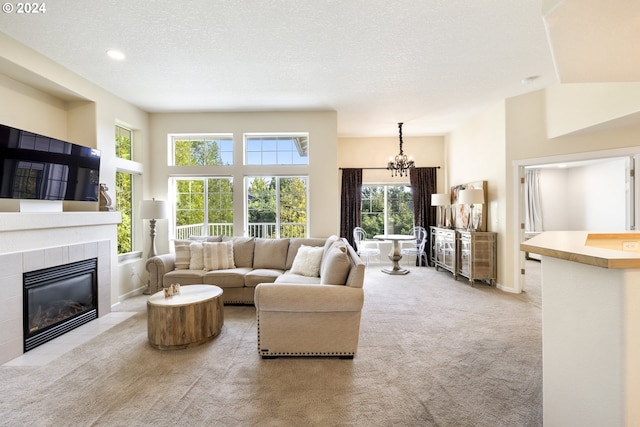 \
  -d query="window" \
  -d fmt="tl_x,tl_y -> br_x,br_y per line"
245,134 -> 309,165
361,185 -> 414,236
173,177 -> 234,239
246,176 -> 307,238
116,125 -> 133,160
116,171 -> 134,254
172,135 -> 233,166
